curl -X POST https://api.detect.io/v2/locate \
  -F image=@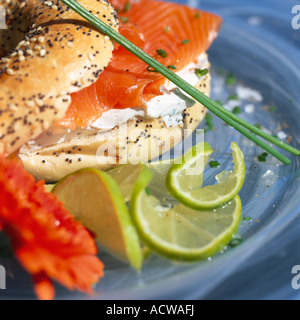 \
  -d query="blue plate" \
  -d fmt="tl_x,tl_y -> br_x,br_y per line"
1,0 -> 300,300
